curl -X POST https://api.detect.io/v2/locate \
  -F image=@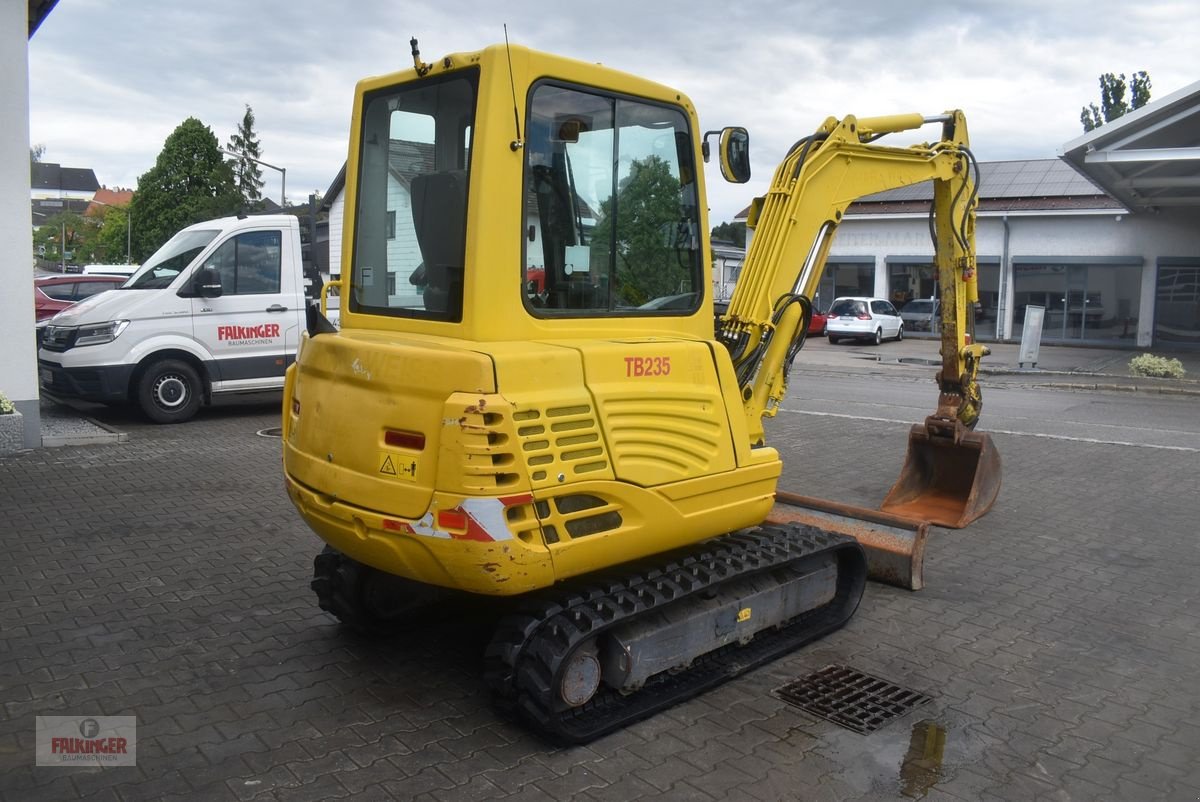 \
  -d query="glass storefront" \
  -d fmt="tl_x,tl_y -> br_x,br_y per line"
977,260 -> 1001,337
884,257 -> 1001,338
1012,259 -> 1142,343
1155,262 -> 1200,347
816,261 -> 875,312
